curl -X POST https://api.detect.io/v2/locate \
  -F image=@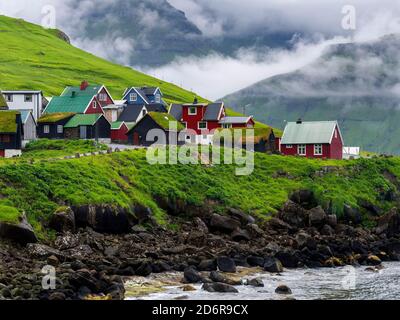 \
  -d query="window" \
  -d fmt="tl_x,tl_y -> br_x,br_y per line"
203,134 -> 208,139
4,94 -> 12,102
24,94 -> 33,102
188,107 -> 197,115
297,144 -> 306,156
93,101 -> 97,109
222,124 -> 232,129
314,144 -> 323,155
155,94 -> 161,103
57,125 -> 64,134
286,144 -> 293,148
99,93 -> 107,102
182,122 -> 187,129
43,125 -> 50,134
198,121 -> 207,129
130,93 -> 138,102
334,129 -> 338,139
